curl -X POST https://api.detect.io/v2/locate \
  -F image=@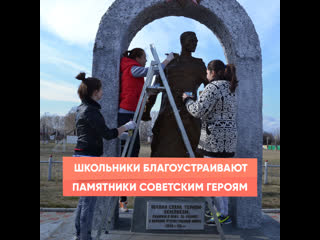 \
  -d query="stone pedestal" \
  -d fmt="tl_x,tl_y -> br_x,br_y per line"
131,197 -> 208,233
92,197 -> 119,232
